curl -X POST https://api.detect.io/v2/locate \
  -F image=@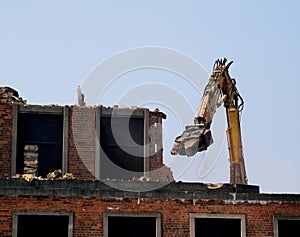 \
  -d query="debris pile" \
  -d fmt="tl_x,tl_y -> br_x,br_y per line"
132,176 -> 150,182
12,169 -> 75,183
0,86 -> 26,104
20,174 -> 35,183
105,176 -> 154,182
62,173 -> 76,180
